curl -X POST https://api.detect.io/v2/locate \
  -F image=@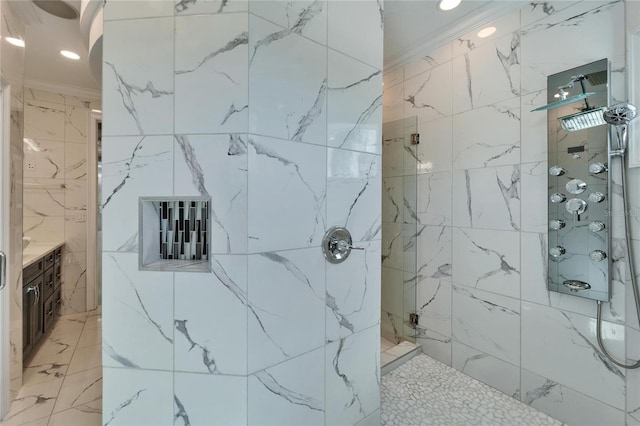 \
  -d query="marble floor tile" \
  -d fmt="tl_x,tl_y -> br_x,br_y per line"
66,344 -> 101,375
77,316 -> 101,349
0,379 -> 63,426
381,354 -> 562,426
53,367 -> 102,414
47,407 -> 101,426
